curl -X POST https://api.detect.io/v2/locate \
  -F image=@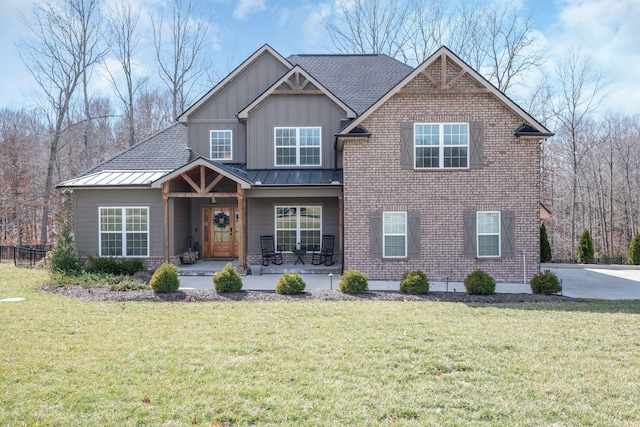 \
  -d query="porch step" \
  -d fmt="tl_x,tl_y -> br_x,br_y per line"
259,264 -> 341,275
